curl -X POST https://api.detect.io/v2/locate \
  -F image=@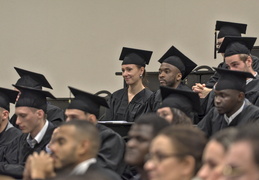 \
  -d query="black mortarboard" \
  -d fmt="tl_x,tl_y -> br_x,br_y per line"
119,47 -> 153,67
13,85 -> 56,113
218,36 -> 257,57
159,86 -> 200,118
14,67 -> 53,90
214,21 -> 247,59
158,46 -> 197,79
0,87 -> 19,111
67,86 -> 109,118
214,68 -> 254,92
